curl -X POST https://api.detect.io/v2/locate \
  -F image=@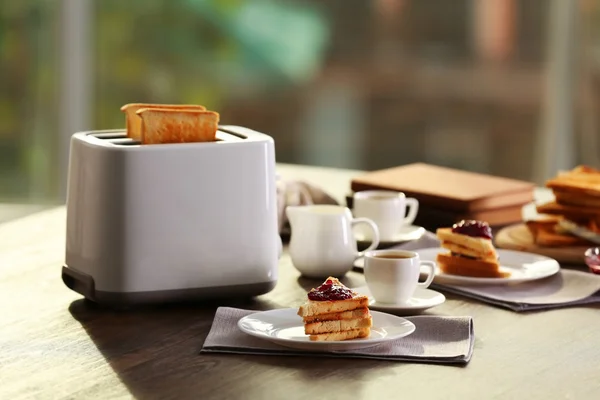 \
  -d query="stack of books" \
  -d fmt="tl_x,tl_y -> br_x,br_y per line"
349,163 -> 535,231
